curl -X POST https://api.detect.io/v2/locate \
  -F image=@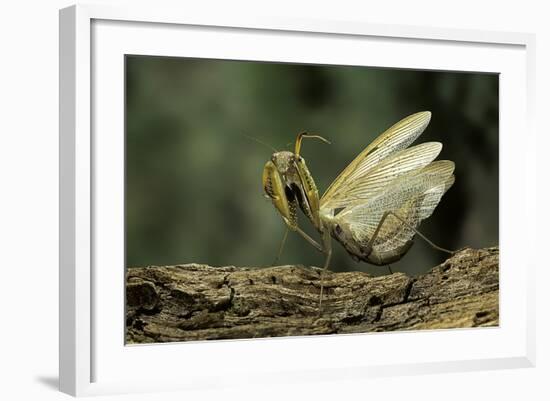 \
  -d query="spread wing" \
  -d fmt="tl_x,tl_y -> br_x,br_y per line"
321,141 -> 442,212
321,111 -> 432,211
334,160 -> 455,254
